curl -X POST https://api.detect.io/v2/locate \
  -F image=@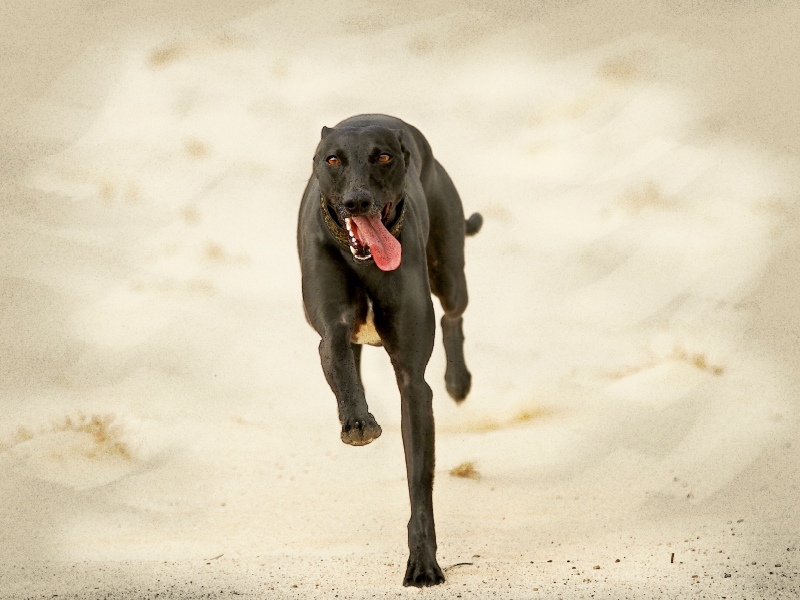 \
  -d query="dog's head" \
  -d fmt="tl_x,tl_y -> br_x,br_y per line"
314,125 -> 410,271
